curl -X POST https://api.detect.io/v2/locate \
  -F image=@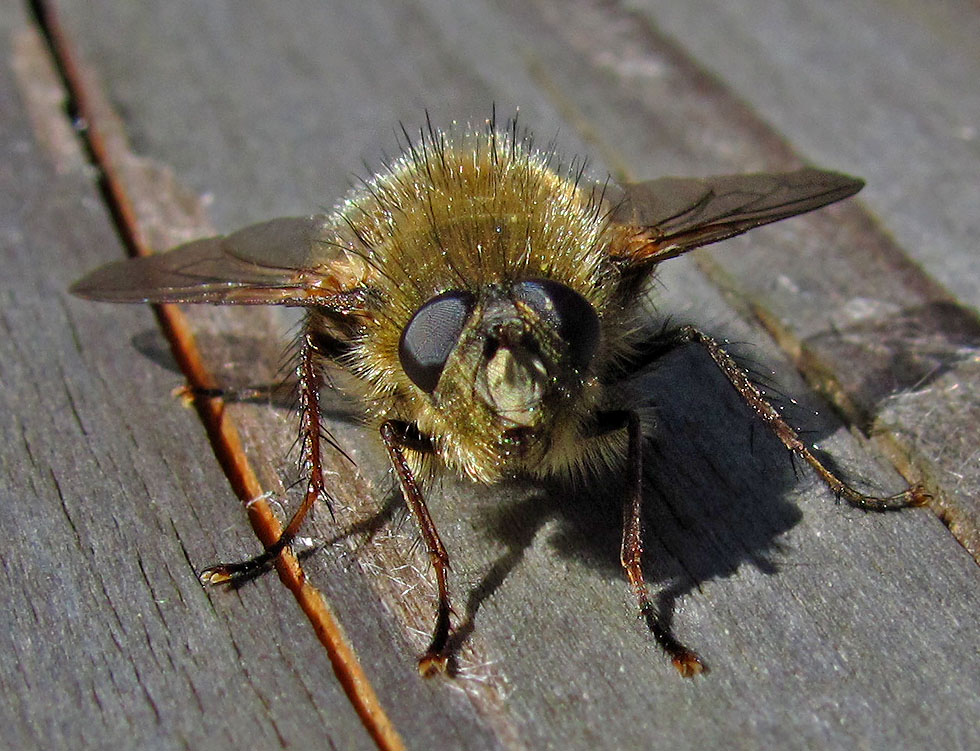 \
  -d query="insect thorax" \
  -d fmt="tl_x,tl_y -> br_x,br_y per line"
326,128 -> 636,483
